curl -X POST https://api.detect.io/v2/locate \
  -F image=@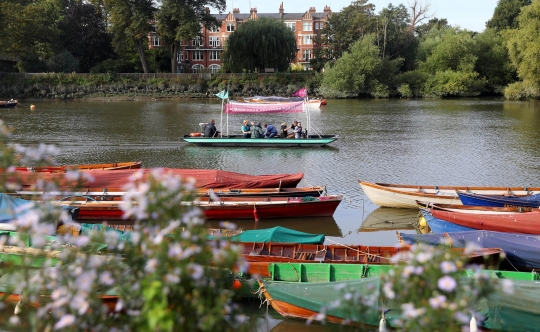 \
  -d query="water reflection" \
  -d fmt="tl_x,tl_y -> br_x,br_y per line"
360,208 -> 418,232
